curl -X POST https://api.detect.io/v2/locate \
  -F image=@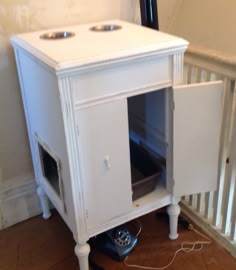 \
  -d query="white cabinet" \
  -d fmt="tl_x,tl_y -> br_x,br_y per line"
11,20 -> 222,270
